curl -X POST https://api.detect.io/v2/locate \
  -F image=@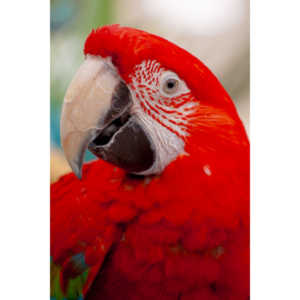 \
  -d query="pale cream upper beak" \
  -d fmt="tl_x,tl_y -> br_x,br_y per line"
60,55 -> 120,178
